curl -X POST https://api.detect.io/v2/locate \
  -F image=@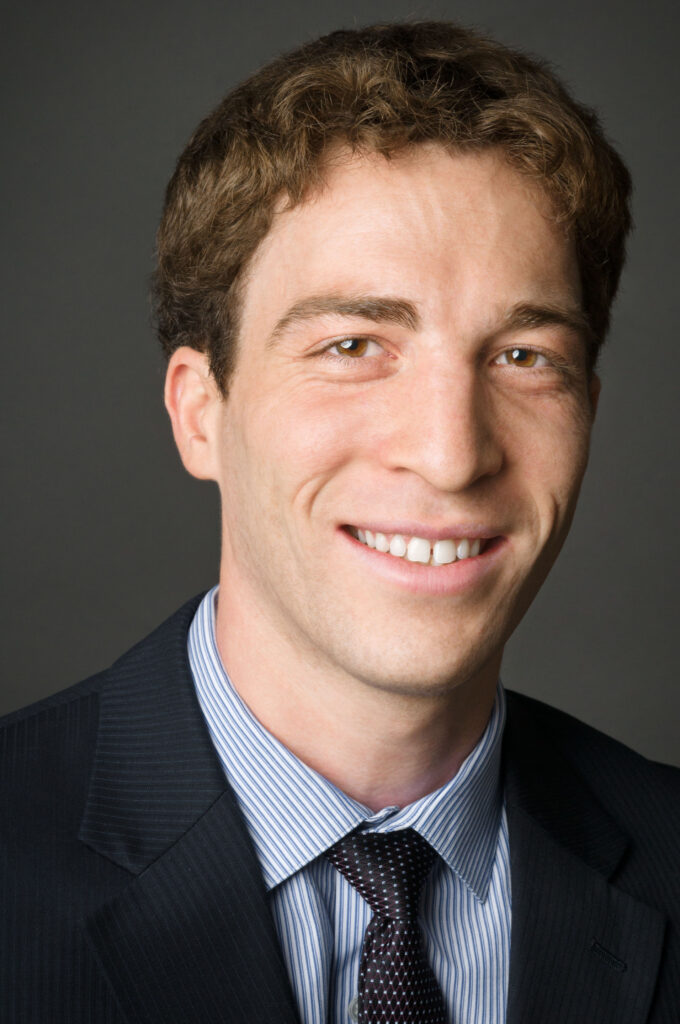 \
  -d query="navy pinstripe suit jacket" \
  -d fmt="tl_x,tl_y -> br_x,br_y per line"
2,594 -> 679,1023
